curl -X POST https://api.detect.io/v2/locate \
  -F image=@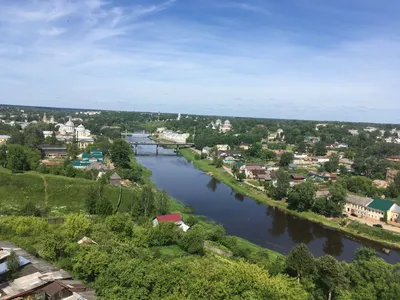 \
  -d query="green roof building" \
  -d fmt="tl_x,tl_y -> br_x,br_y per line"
367,198 -> 395,212
82,153 -> 104,161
